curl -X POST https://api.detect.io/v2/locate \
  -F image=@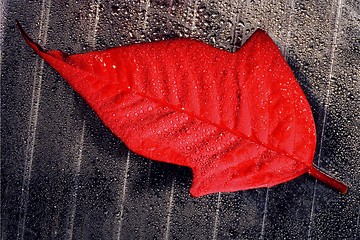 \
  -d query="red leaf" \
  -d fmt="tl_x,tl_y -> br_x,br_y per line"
17,22 -> 347,197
